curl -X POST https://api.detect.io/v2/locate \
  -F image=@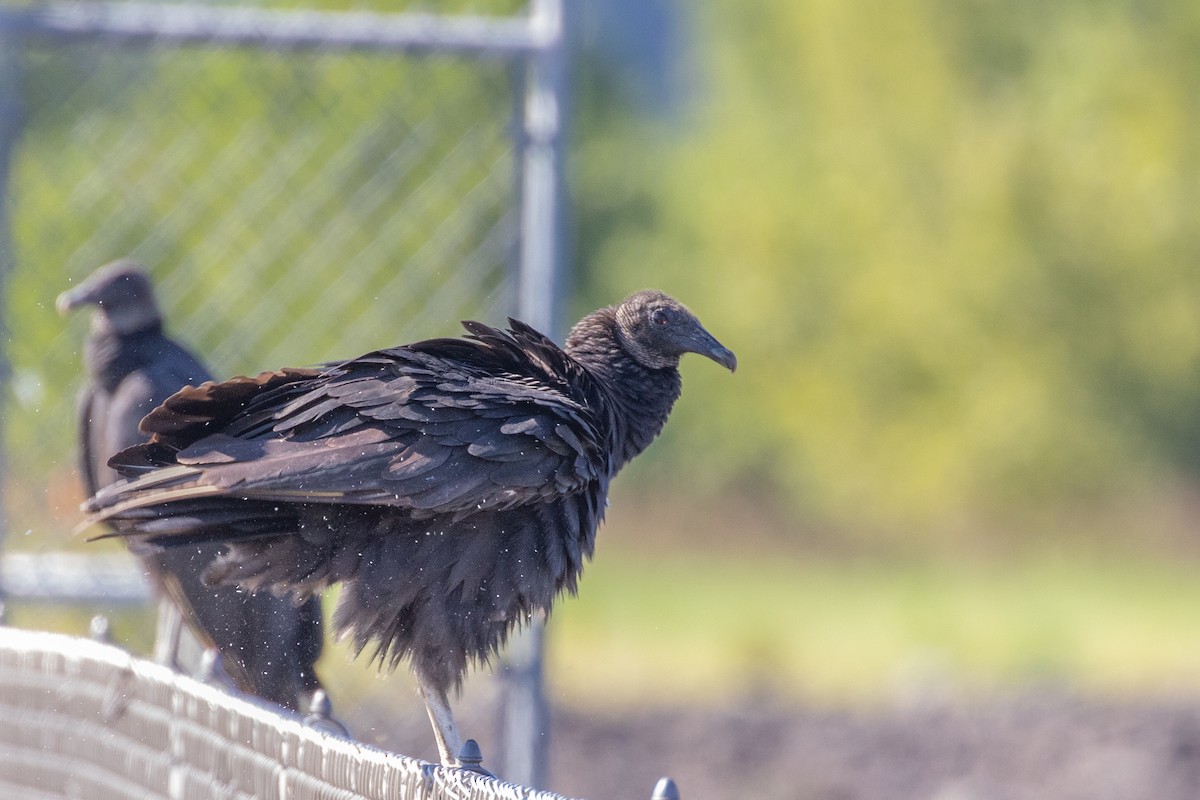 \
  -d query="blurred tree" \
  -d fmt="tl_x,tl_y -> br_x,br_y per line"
572,0 -> 1200,543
